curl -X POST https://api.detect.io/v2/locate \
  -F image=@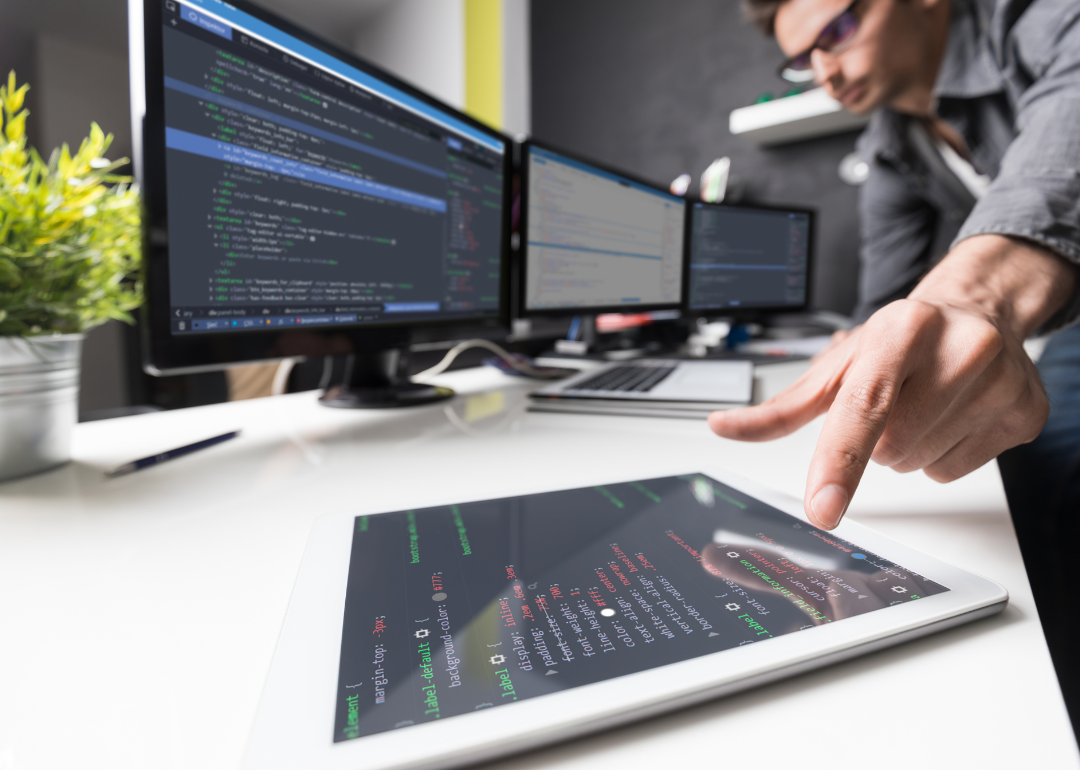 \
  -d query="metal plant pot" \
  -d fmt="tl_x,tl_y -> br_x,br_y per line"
0,334 -> 82,483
